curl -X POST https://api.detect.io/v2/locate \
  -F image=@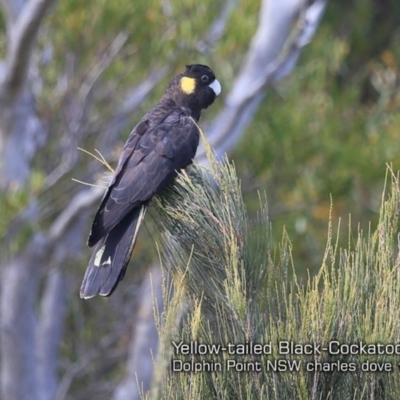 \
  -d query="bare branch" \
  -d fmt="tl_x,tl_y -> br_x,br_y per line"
197,0 -> 238,52
0,0 -> 55,187
110,68 -> 168,131
0,90 -> 47,187
197,0 -> 328,164
1,0 -> 57,97
77,32 -> 129,122
0,0 -> 24,29
97,68 -> 167,152
48,186 -> 104,242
